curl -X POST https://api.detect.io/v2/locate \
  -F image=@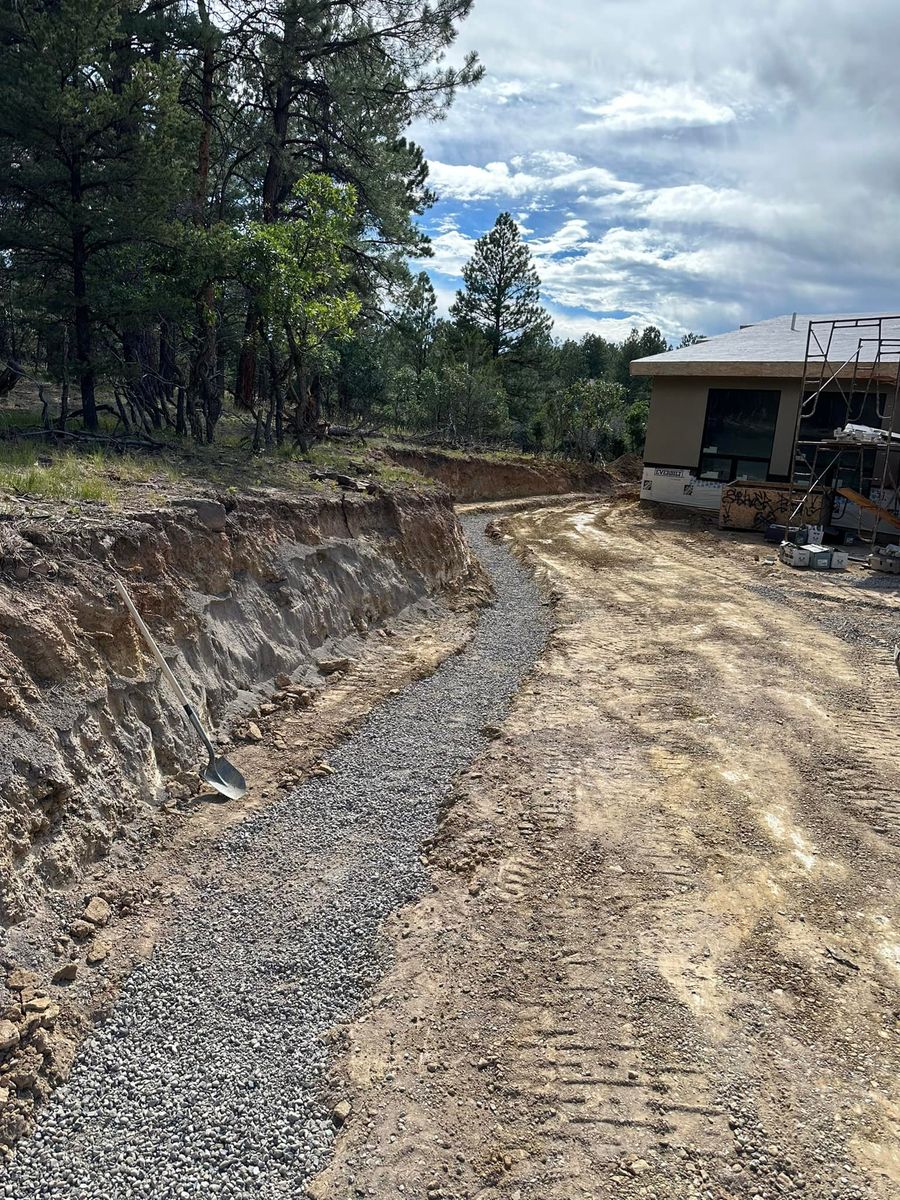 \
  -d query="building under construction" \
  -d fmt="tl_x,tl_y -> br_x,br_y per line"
632,312 -> 900,543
